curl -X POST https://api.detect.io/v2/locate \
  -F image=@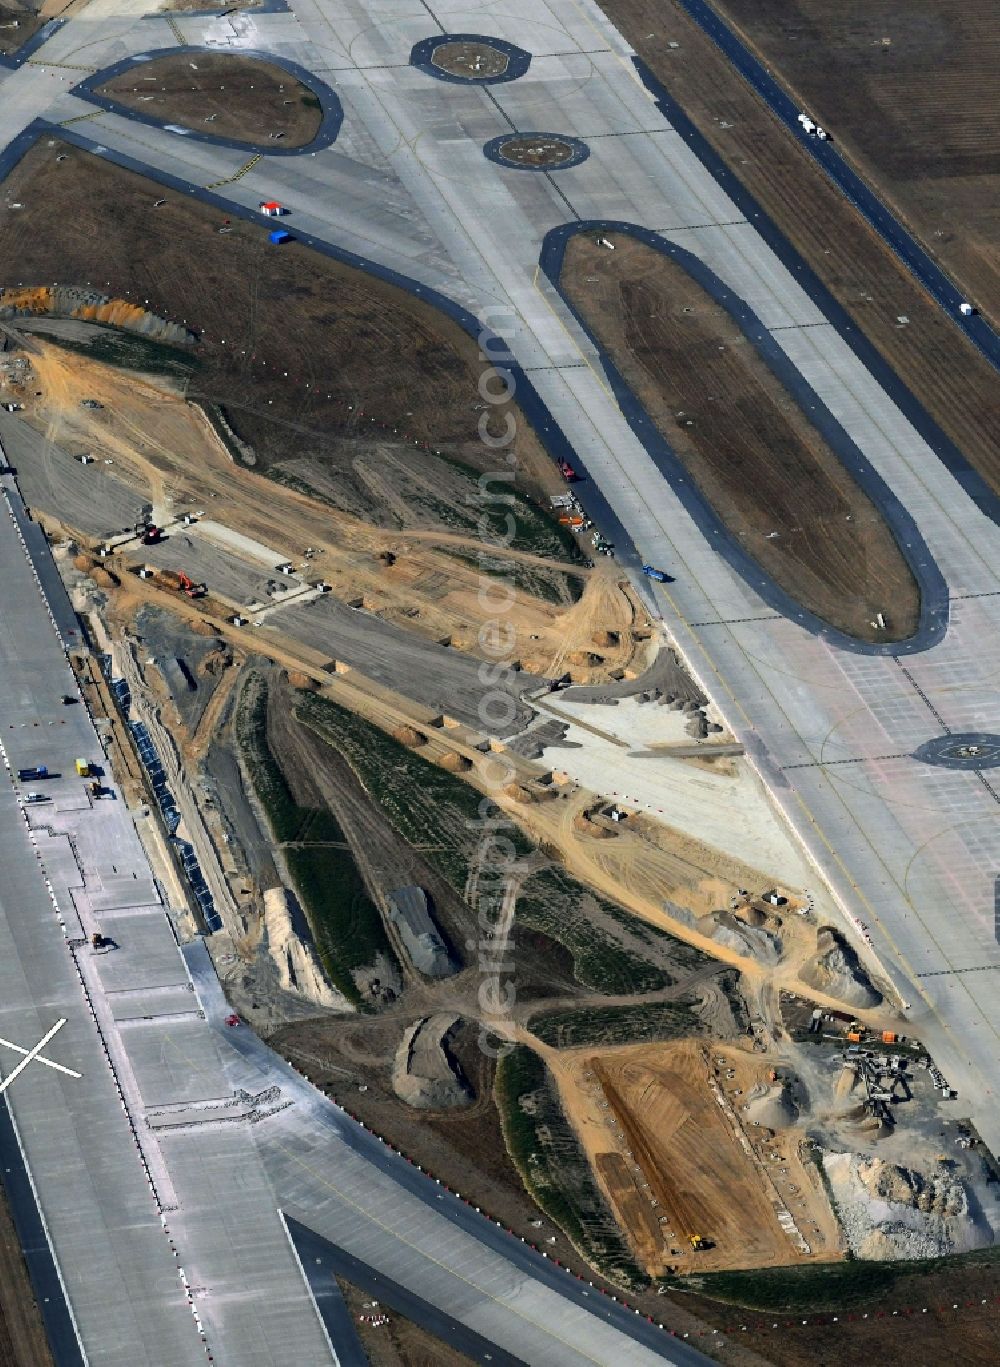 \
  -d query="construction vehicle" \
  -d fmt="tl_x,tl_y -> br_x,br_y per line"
176,572 -> 206,599
642,564 -> 670,583
142,524 -> 161,545
18,765 -> 49,780
688,1235 -> 711,1251
88,779 -> 102,798
75,758 -> 90,777
91,931 -> 105,949
61,693 -> 77,705
225,1013 -> 240,1028
557,459 -> 578,482
24,792 -> 49,804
